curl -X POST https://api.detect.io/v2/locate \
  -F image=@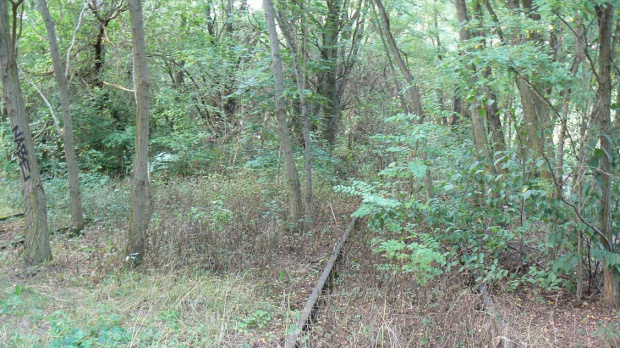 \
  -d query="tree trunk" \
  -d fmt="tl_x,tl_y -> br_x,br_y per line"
276,5 -> 313,230
319,0 -> 343,146
264,0 -> 304,229
370,3 -> 408,114
476,1 -> 505,167
482,67 -> 505,156
594,2 -> 619,308
373,0 -> 423,120
0,0 -> 51,265
126,0 -> 151,267
556,48 -> 582,200
511,0 -> 550,166
38,0 -> 84,233
516,77 -> 548,158
454,0 -> 492,168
